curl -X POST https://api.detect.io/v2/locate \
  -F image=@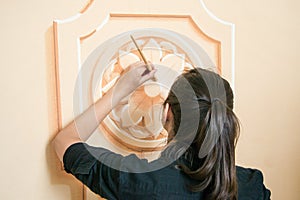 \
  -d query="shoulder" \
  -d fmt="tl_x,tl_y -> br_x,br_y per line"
236,166 -> 264,183
236,166 -> 271,200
